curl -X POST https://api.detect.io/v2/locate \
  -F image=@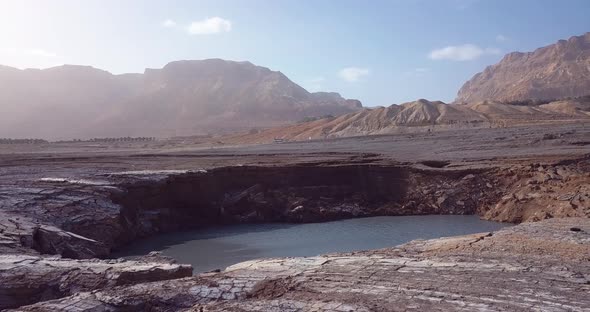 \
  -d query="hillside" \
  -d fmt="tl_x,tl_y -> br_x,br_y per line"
226,99 -> 590,143
0,59 -> 361,139
456,32 -> 590,103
